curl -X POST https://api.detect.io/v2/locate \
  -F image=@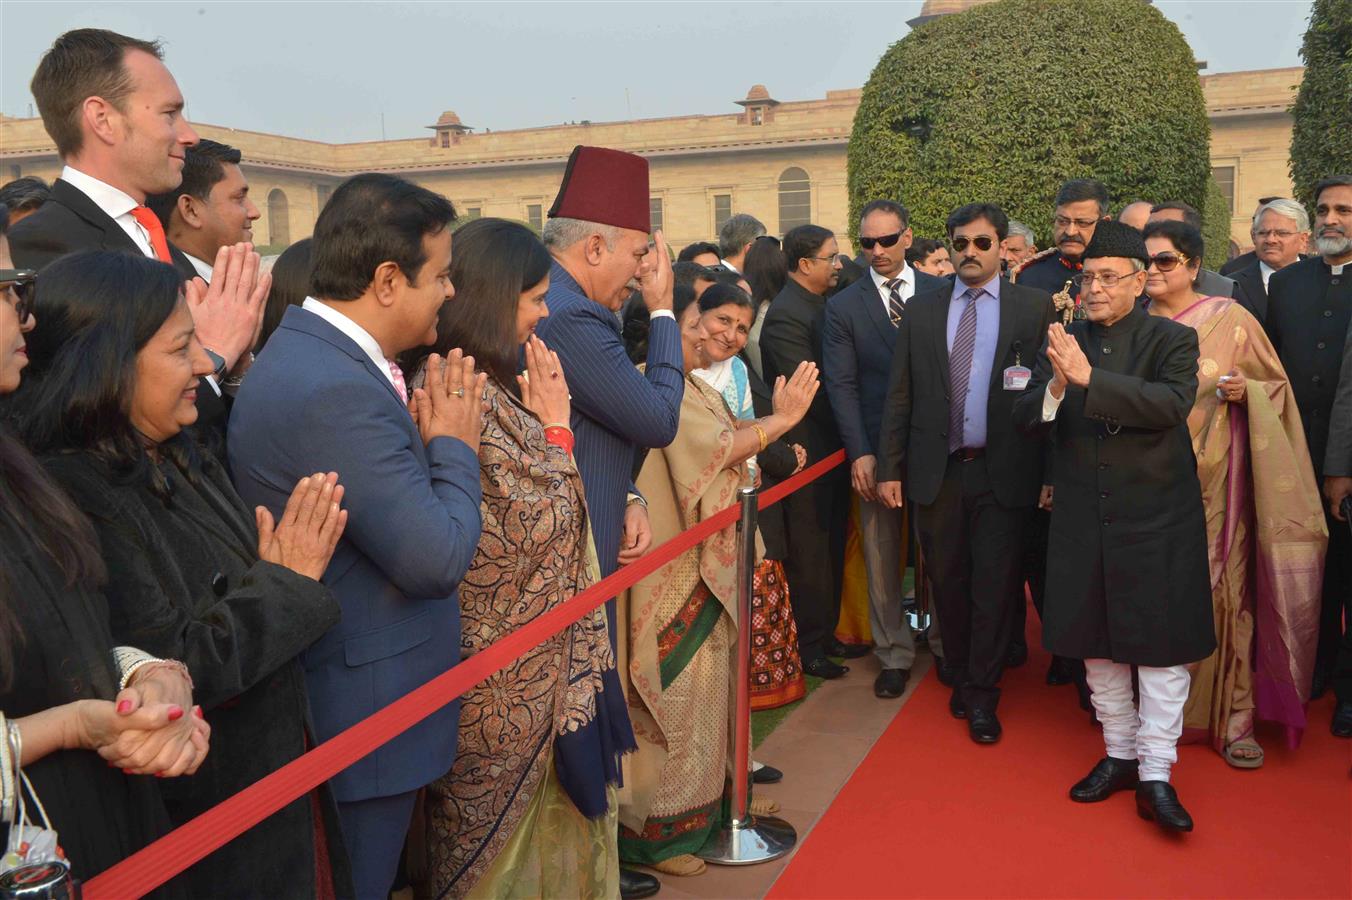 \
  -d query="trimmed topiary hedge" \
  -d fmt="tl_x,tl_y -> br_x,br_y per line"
848,0 -> 1212,248
1289,0 -> 1352,207
1202,175 -> 1233,270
